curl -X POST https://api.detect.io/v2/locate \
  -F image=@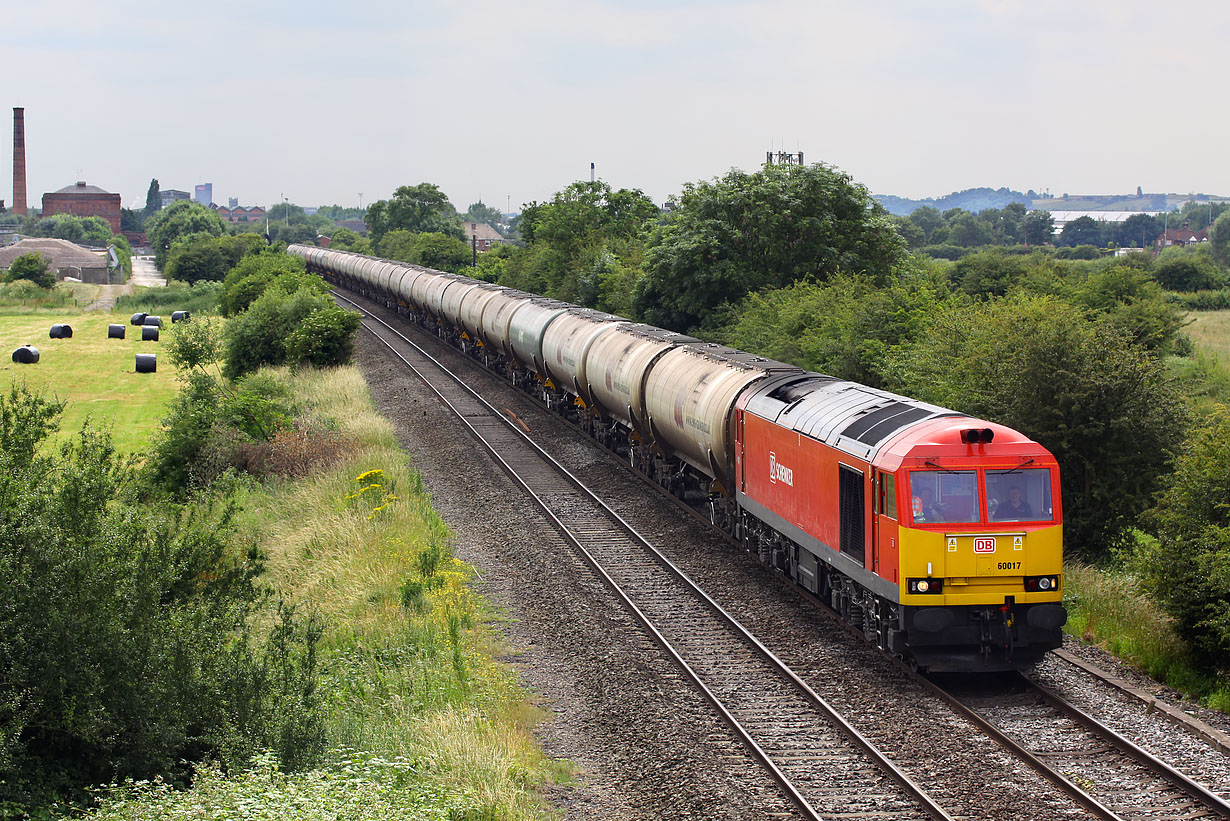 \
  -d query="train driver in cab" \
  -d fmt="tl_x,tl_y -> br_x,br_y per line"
995,485 -> 1033,521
